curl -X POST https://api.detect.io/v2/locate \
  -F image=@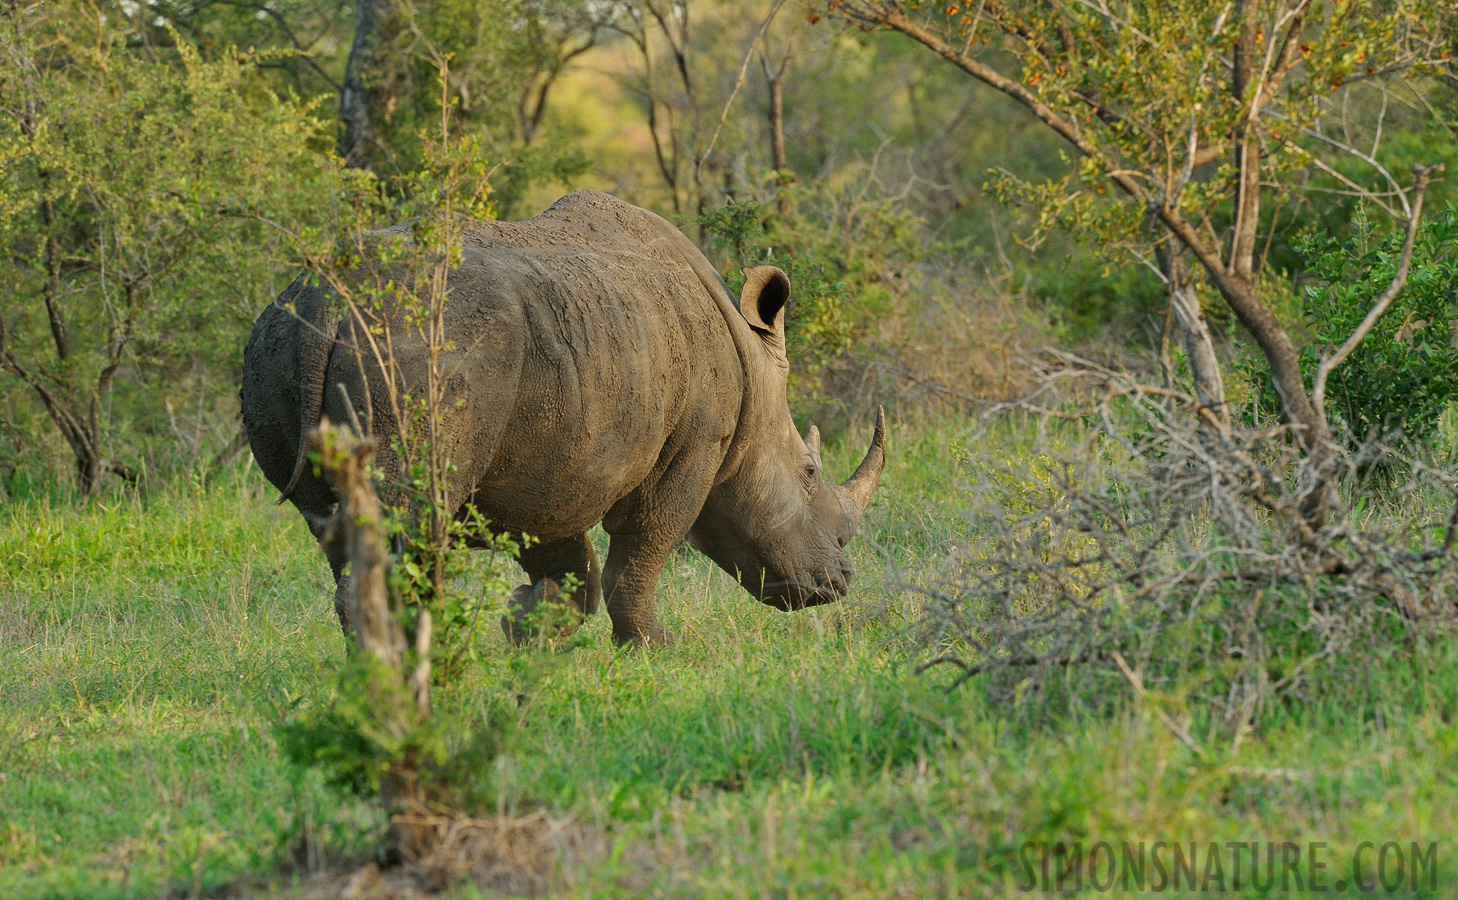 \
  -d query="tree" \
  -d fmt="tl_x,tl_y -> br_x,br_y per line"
147,0 -> 351,99
136,1 -> 614,209
613,0 -> 703,215
333,0 -> 619,213
0,3 -> 331,494
828,0 -> 1451,520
